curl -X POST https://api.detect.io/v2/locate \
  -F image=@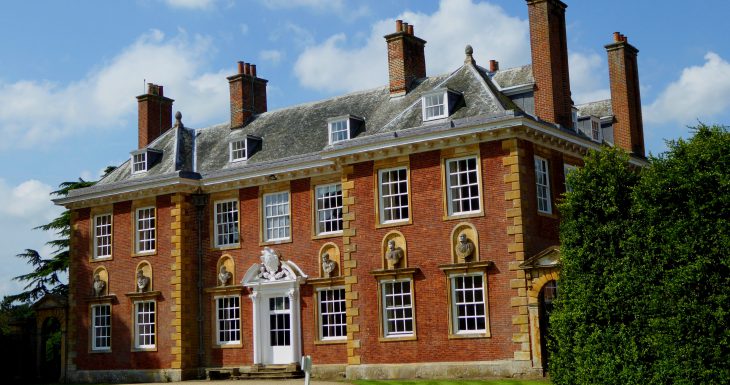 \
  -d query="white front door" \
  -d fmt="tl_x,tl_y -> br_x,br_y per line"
264,295 -> 293,364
